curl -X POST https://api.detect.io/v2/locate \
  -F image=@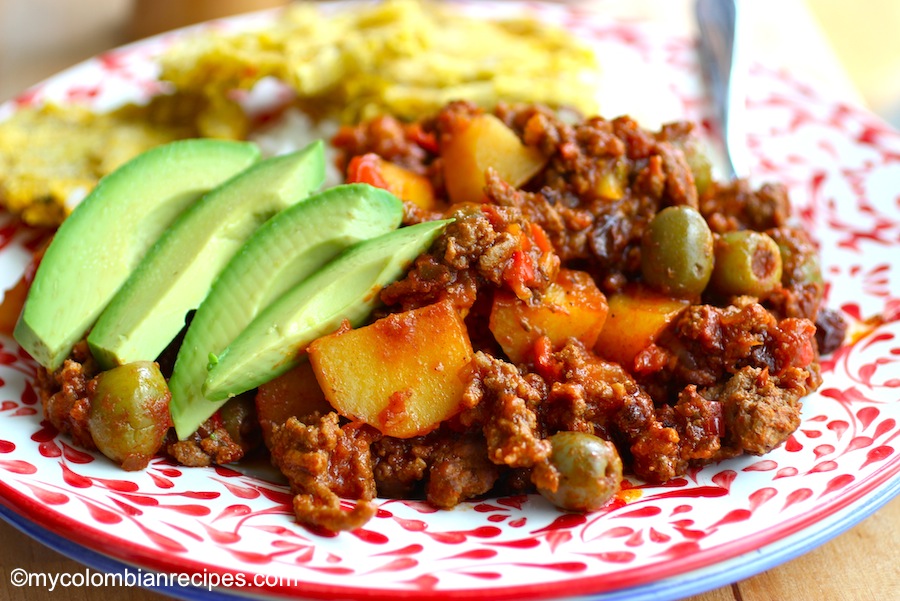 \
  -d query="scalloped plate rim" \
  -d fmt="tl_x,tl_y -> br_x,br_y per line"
1,468 -> 897,601
0,2 -> 899,601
